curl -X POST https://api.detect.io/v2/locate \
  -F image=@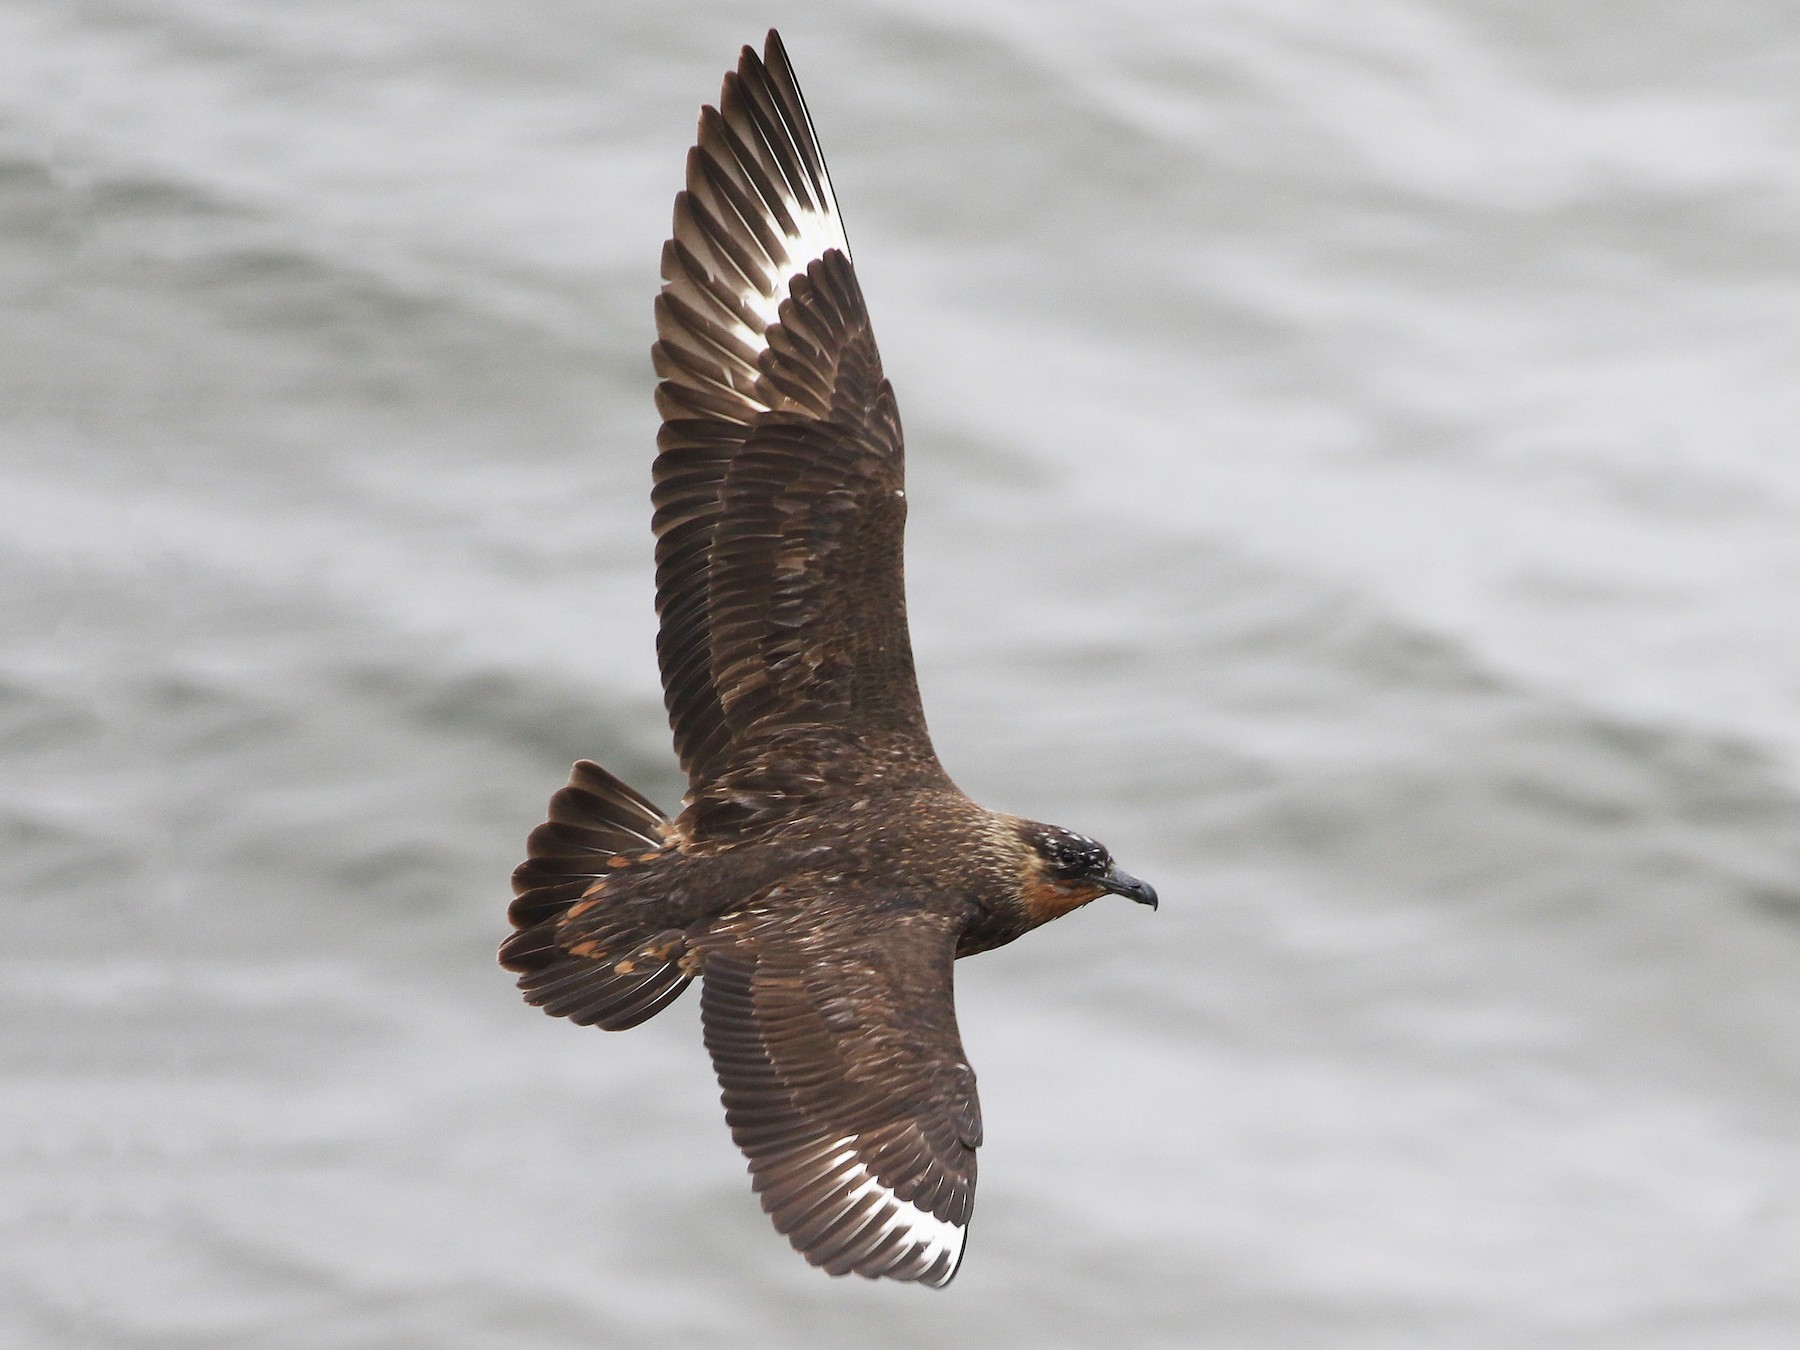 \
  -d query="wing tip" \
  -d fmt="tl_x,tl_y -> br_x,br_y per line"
762,1138 -> 973,1287
655,26 -> 854,436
